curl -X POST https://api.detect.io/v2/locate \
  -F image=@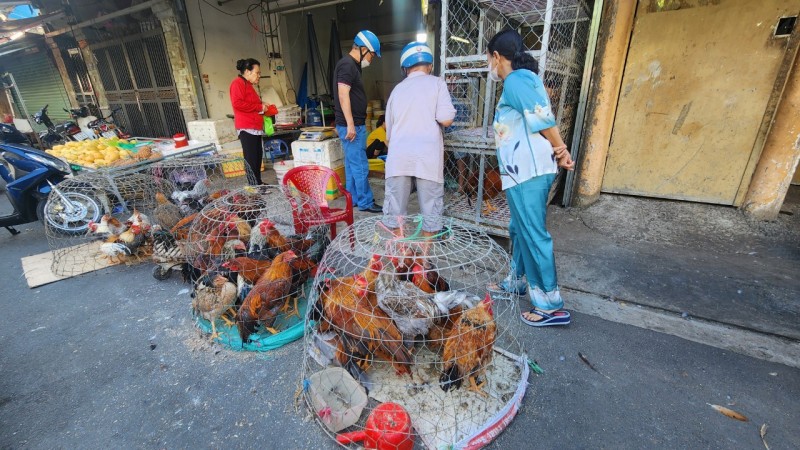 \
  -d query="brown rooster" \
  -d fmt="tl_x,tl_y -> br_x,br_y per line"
261,219 -> 317,254
237,251 -> 297,342
220,213 -> 251,243
440,293 -> 496,396
152,192 -> 182,230
410,263 -> 450,294
222,256 -> 273,285
317,268 -> 412,378
465,166 -> 502,215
